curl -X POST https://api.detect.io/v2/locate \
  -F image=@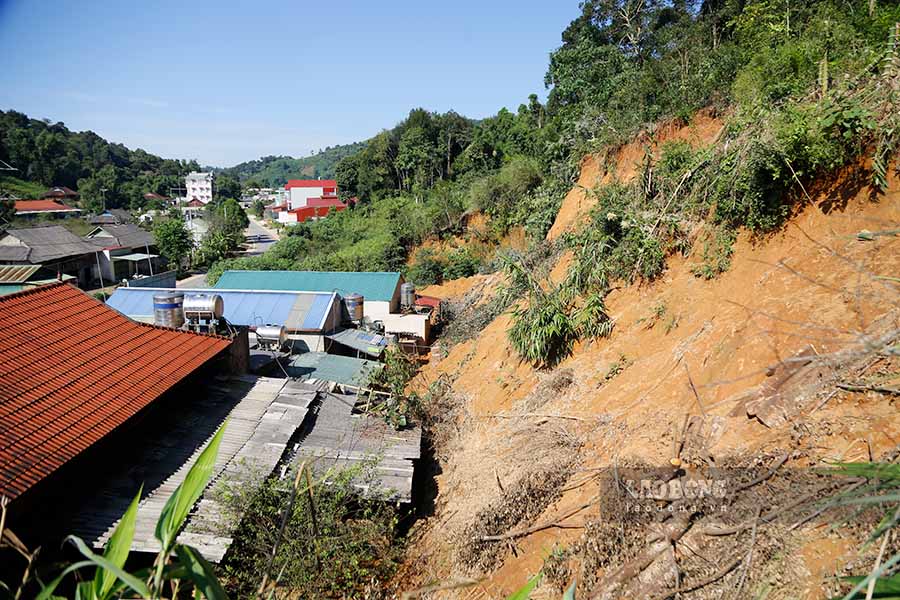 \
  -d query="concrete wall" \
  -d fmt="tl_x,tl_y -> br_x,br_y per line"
288,187 -> 325,210
380,313 -> 430,342
286,333 -> 326,353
